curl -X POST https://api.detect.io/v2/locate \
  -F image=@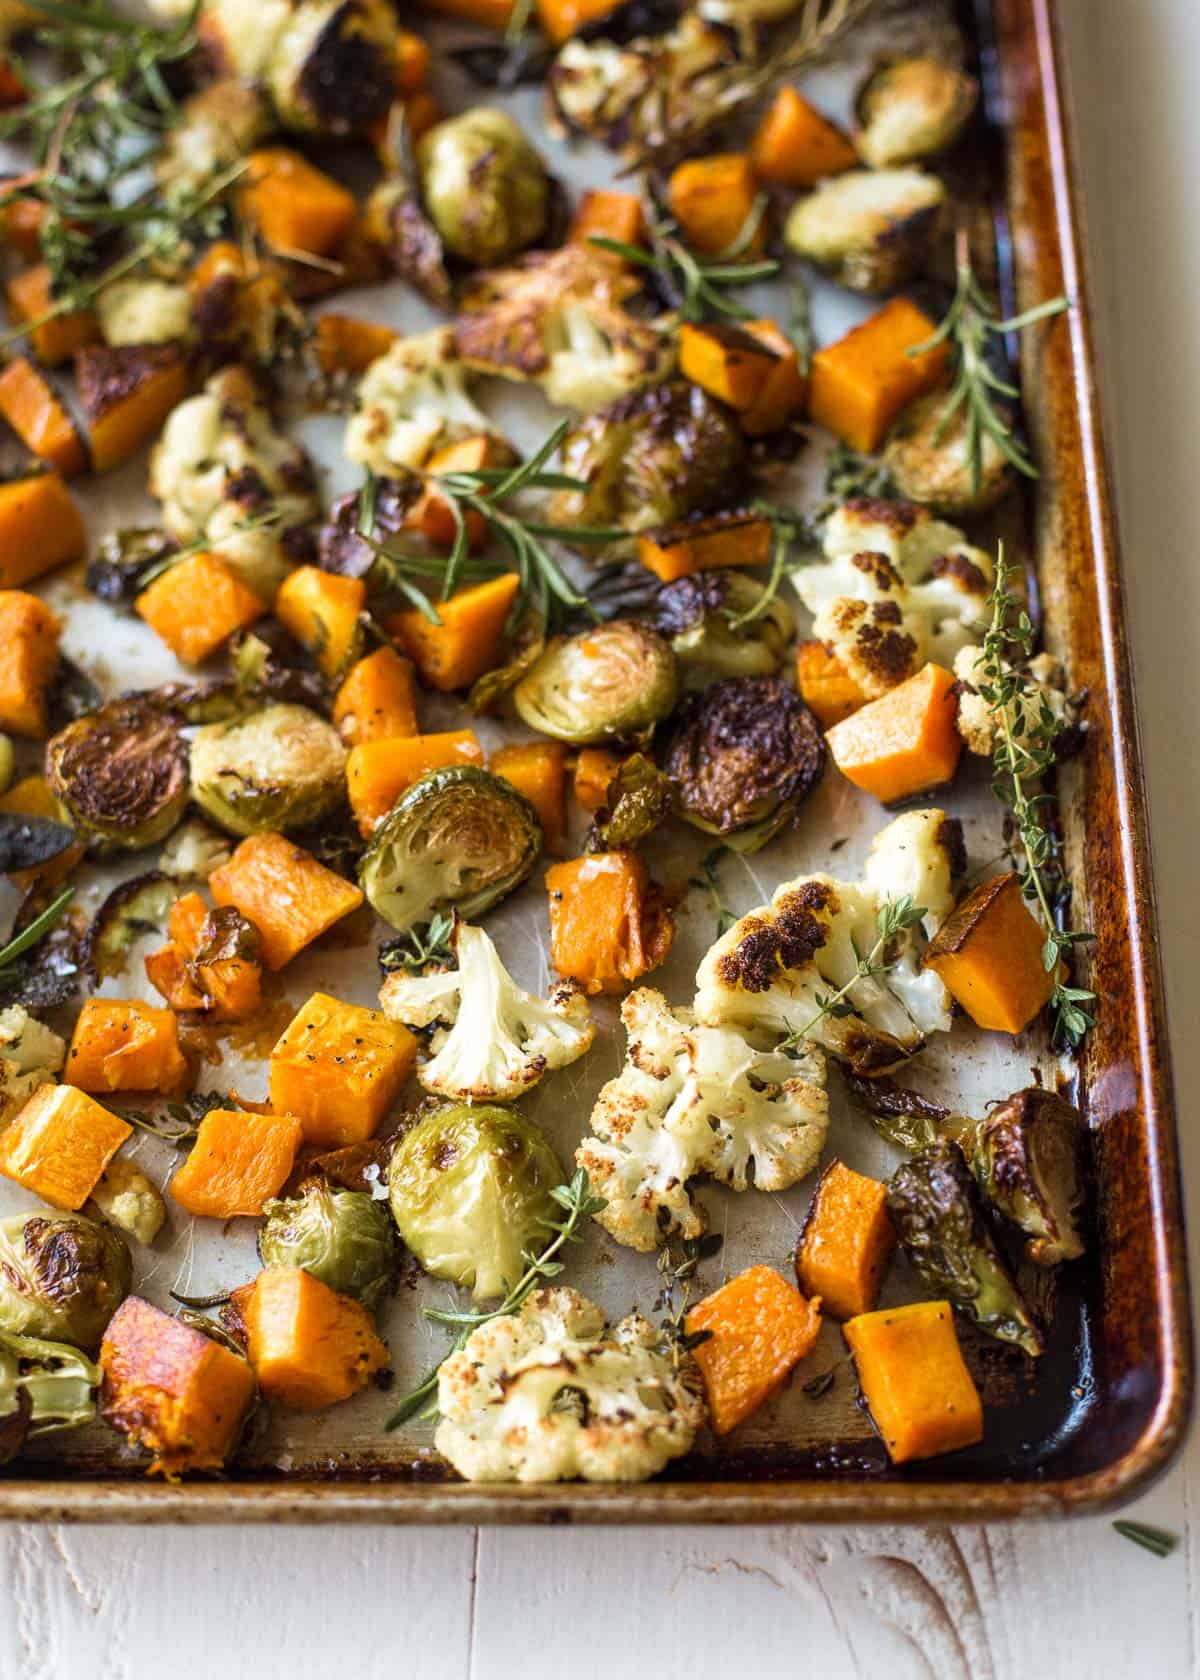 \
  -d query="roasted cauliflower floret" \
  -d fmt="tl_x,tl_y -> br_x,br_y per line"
784,168 -> 946,293
0,1006 -> 66,1129
855,57 -> 979,170
344,326 -> 501,474
96,278 -> 192,348
953,644 -> 1075,758
379,921 -> 595,1103
89,1158 -> 166,1246
694,811 -> 963,1072
455,247 -> 673,412
435,1286 -> 705,1483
